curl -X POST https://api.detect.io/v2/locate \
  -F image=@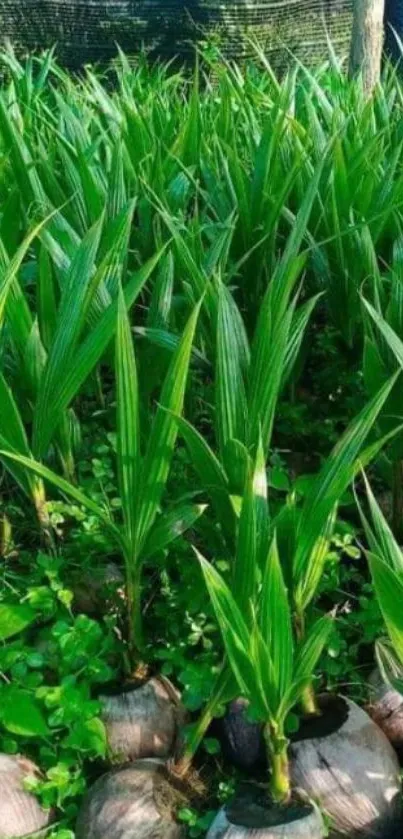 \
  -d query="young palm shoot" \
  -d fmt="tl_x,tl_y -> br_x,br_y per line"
0,290 -> 204,763
197,534 -> 332,835
289,373 -> 400,716
175,370 -> 399,779
0,214 -> 61,533
362,246 -> 403,540
287,461 -> 402,839
357,473 -> 403,751
0,207 -> 162,532
1,289 -> 202,659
